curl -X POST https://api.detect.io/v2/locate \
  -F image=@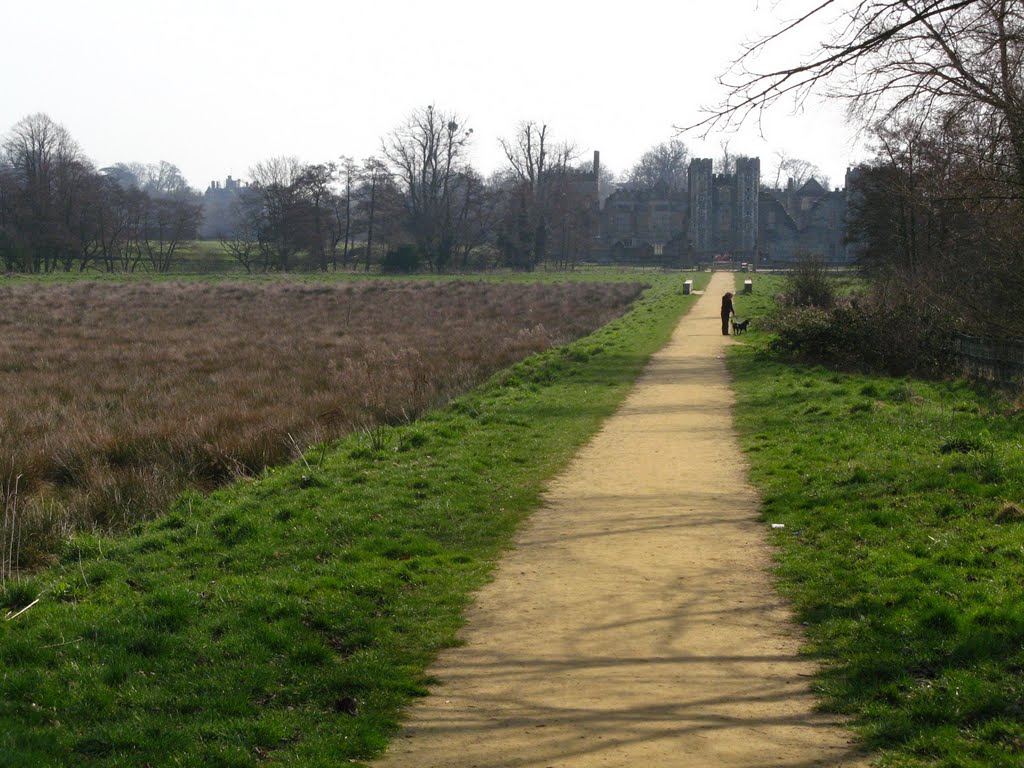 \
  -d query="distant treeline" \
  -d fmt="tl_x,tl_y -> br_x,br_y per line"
0,114 -> 203,273
0,109 -> 609,274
